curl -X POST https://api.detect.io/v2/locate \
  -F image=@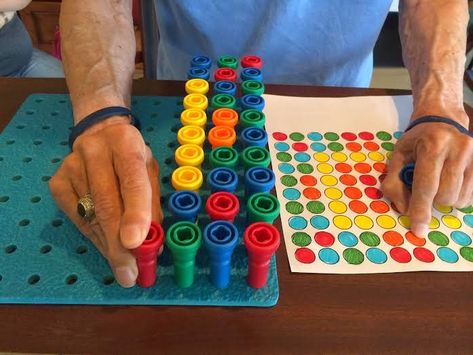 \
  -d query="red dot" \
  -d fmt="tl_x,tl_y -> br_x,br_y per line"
370,200 -> 390,213
378,173 -> 387,183
373,162 -> 387,173
383,231 -> 404,246
314,232 -> 335,247
390,247 -> 412,263
363,141 -> 380,151
339,174 -> 357,186
354,163 -> 372,174
300,175 -> 317,186
272,132 -> 287,141
341,132 -> 357,141
359,131 -> 374,140
295,248 -> 316,264
413,247 -> 435,263
292,142 -> 308,152
346,142 -> 362,152
344,187 -> 362,199
365,187 -> 383,199
335,163 -> 352,173
303,187 -> 321,200
359,174 -> 377,186
349,200 -> 368,214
